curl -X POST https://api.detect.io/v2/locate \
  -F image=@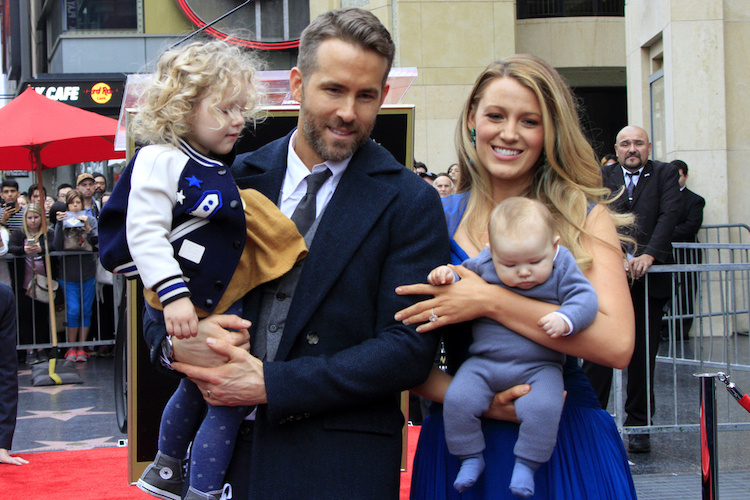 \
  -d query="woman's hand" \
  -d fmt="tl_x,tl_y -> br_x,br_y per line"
56,211 -> 66,221
24,241 -> 40,254
395,264 -> 494,332
77,214 -> 91,231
